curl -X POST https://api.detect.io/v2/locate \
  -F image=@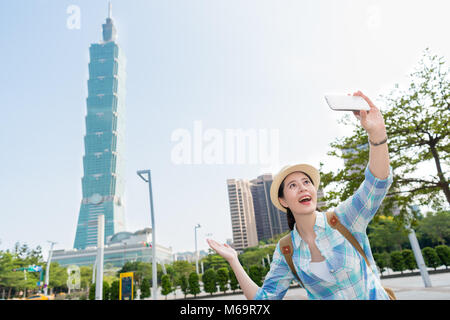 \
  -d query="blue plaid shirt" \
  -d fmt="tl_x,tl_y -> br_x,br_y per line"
254,165 -> 393,300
